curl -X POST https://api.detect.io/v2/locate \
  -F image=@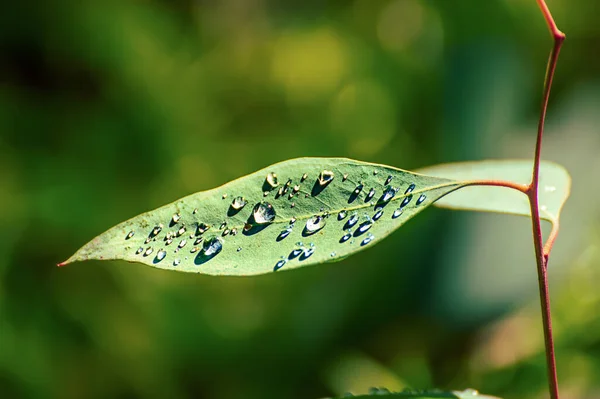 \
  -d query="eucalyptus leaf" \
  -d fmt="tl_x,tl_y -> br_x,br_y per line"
416,160 -> 571,223
327,388 -> 500,399
61,158 -> 461,275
